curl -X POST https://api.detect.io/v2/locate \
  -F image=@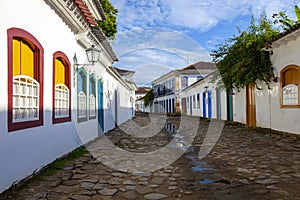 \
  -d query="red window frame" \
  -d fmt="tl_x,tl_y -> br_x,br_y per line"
7,27 -> 44,132
52,51 -> 72,124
